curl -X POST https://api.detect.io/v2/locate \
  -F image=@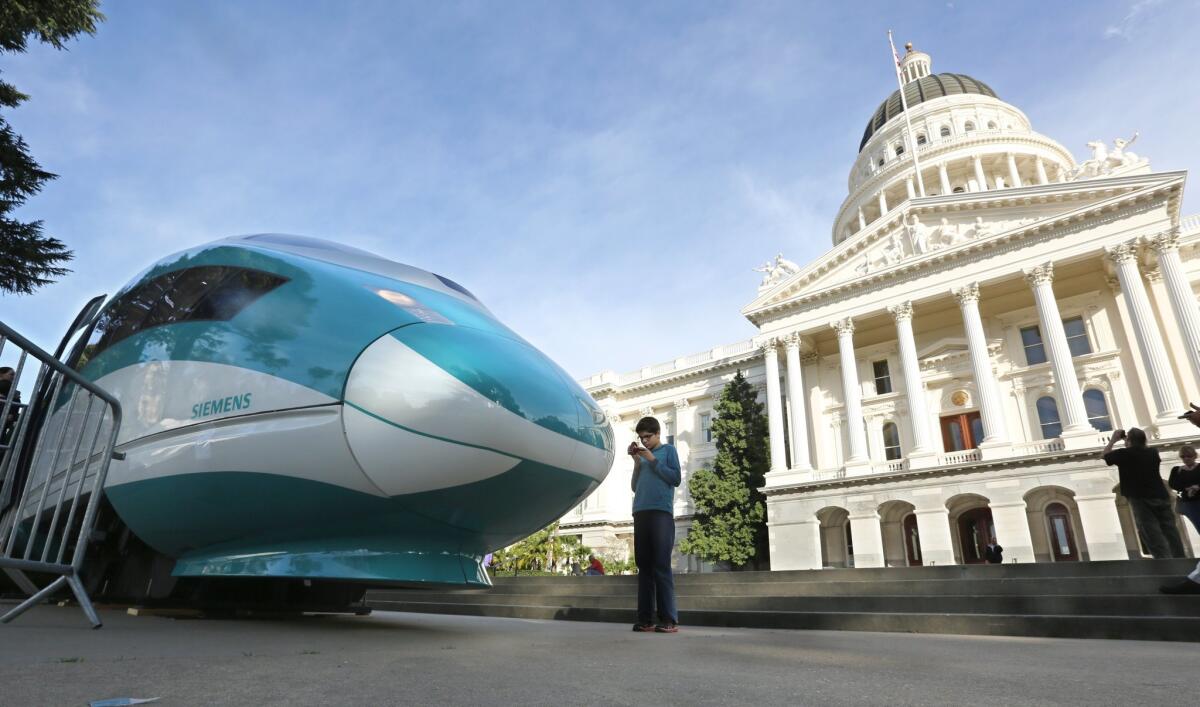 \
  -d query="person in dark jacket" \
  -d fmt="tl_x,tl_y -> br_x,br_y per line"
1169,445 -> 1200,534
1102,428 -> 1185,559
1164,407 -> 1200,594
984,541 -> 1004,564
